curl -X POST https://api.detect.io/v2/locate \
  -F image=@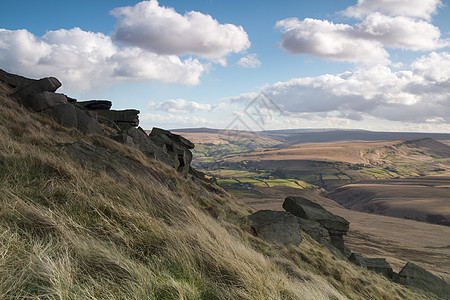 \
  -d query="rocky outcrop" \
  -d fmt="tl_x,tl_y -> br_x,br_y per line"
247,196 -> 352,257
149,128 -> 194,176
248,210 -> 302,246
0,69 -> 197,176
74,100 -> 112,110
42,103 -> 104,135
111,127 -> 171,164
283,196 -> 350,256
349,253 -> 367,269
365,258 -> 393,279
0,69 -> 103,135
96,109 -> 140,129
397,262 -> 450,299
